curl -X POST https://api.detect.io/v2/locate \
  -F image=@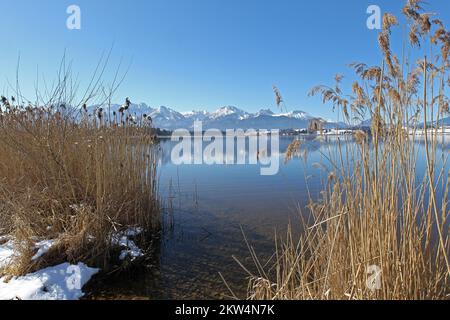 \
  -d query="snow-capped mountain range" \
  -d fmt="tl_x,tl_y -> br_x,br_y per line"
89,103 -> 346,130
